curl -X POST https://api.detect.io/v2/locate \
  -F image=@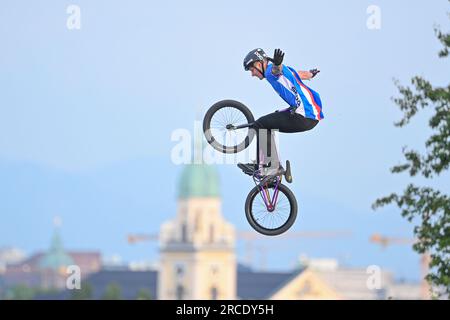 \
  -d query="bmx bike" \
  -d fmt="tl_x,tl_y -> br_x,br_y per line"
203,99 -> 298,236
